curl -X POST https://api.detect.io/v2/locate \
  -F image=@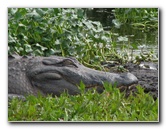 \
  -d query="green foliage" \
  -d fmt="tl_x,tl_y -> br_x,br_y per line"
8,8 -> 112,65
8,8 -> 158,66
8,83 -> 158,121
112,8 -> 158,31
